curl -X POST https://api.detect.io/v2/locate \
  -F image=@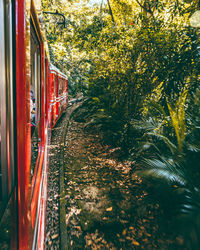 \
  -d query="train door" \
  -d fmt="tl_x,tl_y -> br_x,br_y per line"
0,0 -> 17,248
